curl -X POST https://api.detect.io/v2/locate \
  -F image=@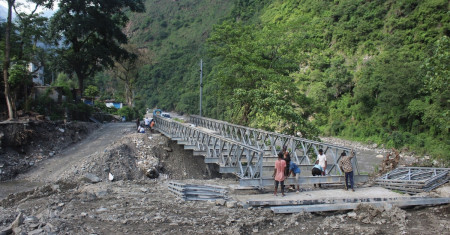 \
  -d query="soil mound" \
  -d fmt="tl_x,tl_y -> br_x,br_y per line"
0,121 -> 99,181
